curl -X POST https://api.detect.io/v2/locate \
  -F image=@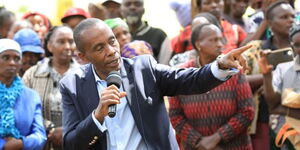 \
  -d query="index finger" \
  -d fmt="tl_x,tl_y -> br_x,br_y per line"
231,45 -> 252,56
106,84 -> 119,90
259,49 -> 271,58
